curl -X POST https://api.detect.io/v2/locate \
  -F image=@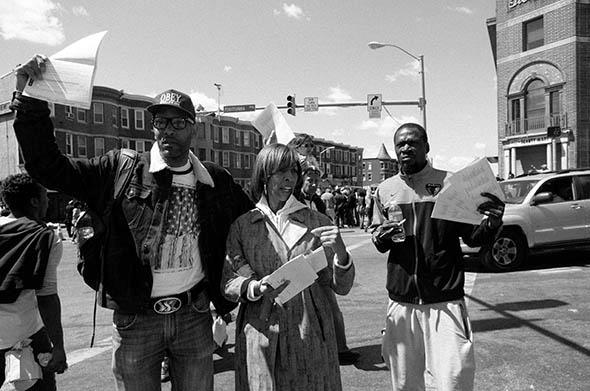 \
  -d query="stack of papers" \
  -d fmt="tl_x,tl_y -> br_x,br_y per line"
265,248 -> 327,305
431,158 -> 505,225
22,31 -> 108,109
